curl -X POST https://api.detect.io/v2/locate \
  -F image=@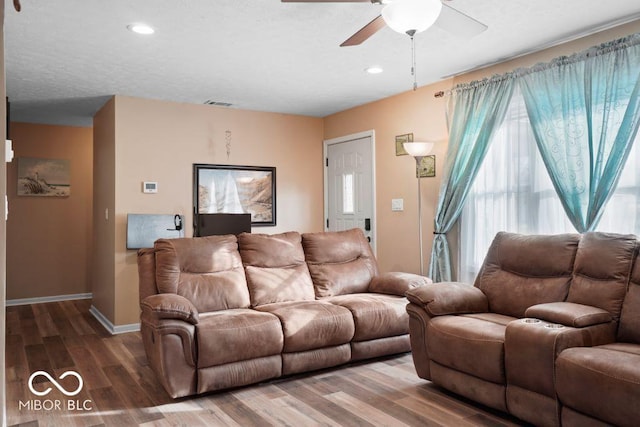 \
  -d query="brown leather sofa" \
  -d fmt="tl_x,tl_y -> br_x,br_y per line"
406,231 -> 640,427
137,228 -> 430,398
